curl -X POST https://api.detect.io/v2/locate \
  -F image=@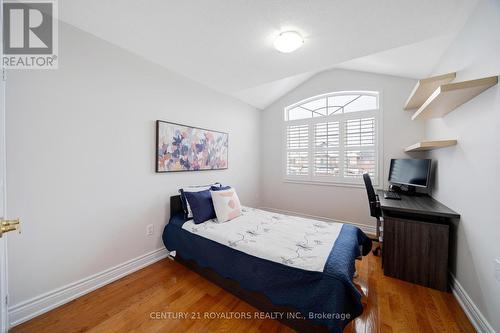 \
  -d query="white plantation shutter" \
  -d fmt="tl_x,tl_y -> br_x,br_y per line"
286,124 -> 309,176
287,124 -> 308,149
344,117 -> 376,178
284,92 -> 380,185
314,122 -> 340,176
344,150 -> 376,178
314,122 -> 339,148
345,118 -> 375,147
314,151 -> 340,175
287,151 -> 309,176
